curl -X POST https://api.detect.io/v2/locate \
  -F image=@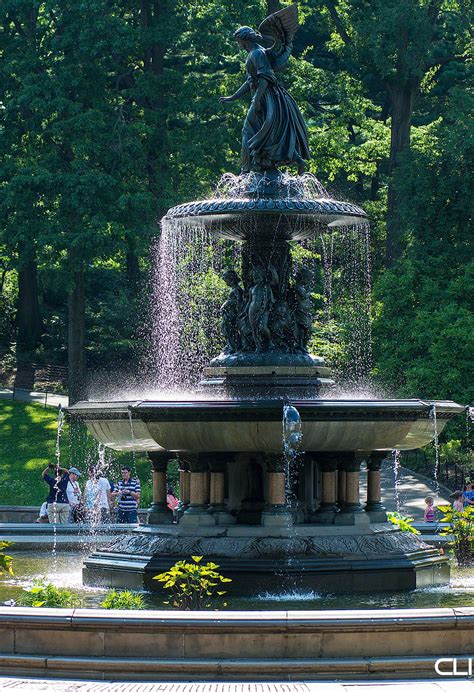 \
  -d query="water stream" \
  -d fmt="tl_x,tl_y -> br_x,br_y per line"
50,405 -> 66,565
430,403 -> 441,497
392,449 -> 402,513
